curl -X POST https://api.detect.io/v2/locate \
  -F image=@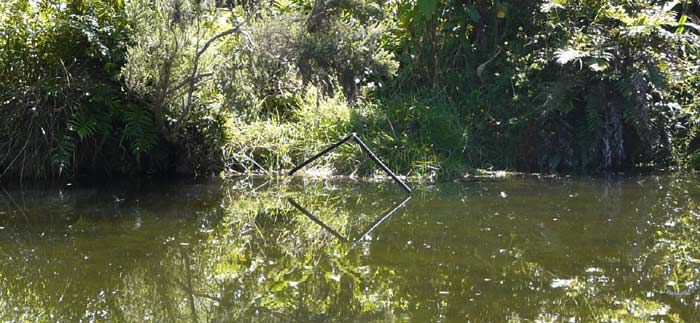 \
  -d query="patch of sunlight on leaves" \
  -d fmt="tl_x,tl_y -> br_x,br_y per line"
550,278 -> 575,288
555,48 -> 587,65
540,0 -> 566,13
468,169 -> 515,178
298,166 -> 335,178
589,59 -> 609,72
